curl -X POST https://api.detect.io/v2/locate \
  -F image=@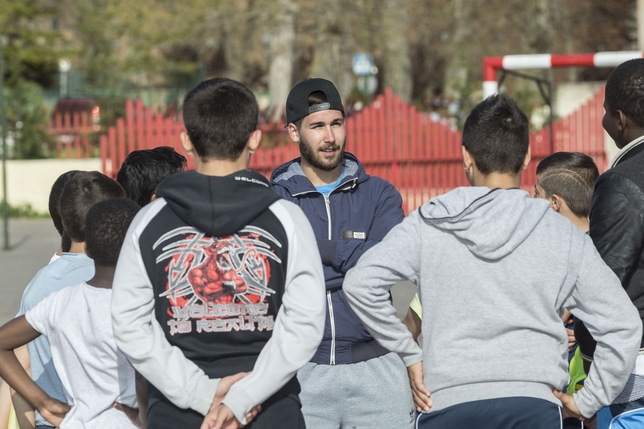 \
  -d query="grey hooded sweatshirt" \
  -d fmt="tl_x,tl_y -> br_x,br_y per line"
344,186 -> 642,418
